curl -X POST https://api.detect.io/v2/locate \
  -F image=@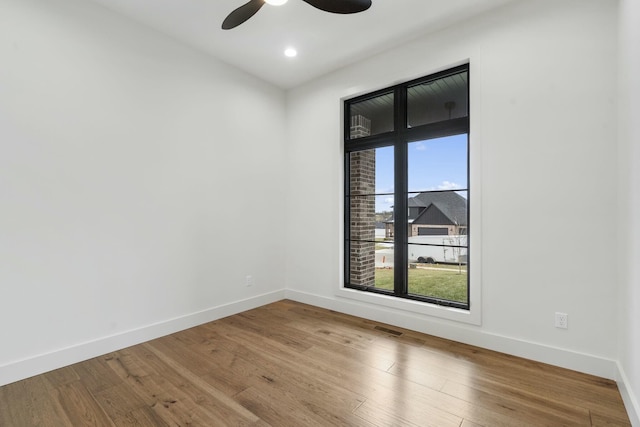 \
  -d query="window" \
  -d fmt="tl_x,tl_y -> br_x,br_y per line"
344,64 -> 470,309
